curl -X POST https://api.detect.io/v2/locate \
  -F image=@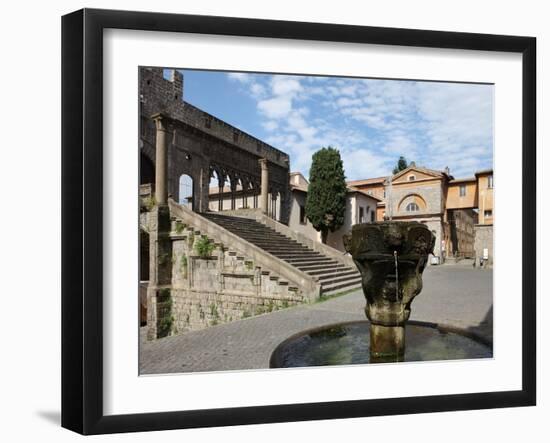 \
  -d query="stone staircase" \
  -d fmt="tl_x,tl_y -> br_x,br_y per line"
202,212 -> 362,296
